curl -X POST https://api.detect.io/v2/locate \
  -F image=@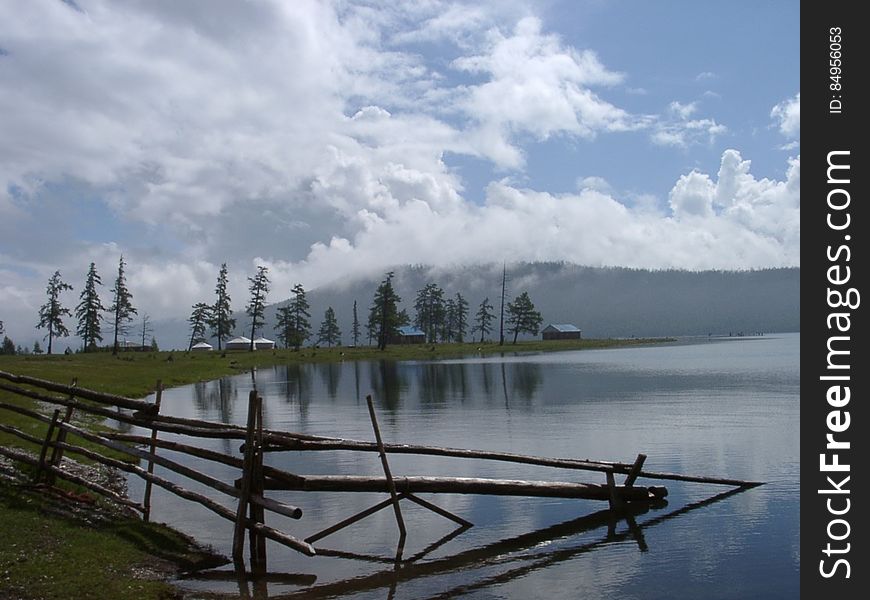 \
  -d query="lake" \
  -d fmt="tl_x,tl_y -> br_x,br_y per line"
129,333 -> 799,599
